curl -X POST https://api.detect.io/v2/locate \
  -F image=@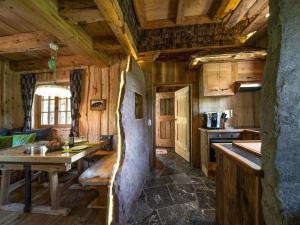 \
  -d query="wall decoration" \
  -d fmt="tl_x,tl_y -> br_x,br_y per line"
90,99 -> 106,111
135,93 -> 143,119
